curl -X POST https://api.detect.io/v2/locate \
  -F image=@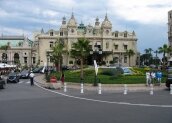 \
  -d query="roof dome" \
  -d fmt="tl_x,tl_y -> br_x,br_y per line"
67,12 -> 77,27
101,14 -> 112,29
